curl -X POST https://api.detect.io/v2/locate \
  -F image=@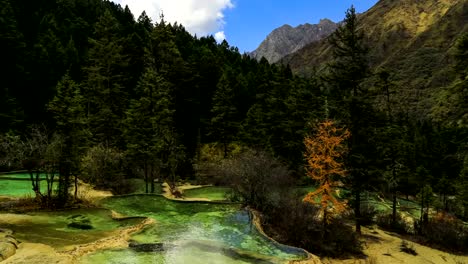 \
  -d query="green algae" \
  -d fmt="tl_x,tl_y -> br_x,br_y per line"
183,186 -> 231,201
0,179 -> 56,197
0,208 -> 141,249
0,173 -> 48,180
80,195 -> 307,264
